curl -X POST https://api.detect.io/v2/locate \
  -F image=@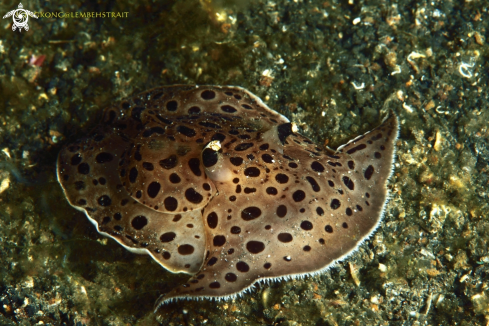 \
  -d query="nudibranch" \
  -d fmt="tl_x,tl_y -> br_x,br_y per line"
57,85 -> 398,310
